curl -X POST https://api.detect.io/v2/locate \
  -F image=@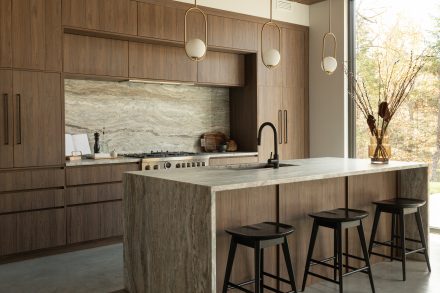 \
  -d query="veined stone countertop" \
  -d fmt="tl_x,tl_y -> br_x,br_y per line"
125,157 -> 428,192
65,152 -> 258,167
